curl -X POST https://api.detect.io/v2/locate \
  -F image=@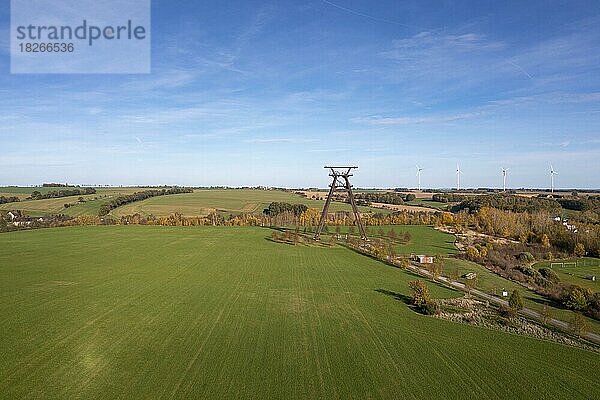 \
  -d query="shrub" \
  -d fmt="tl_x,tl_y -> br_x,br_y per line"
465,246 -> 480,261
408,280 -> 431,310
517,252 -> 535,262
560,285 -> 592,311
569,312 -> 588,336
499,305 -> 517,321
509,289 -> 524,311
516,265 -> 536,277
538,267 -> 560,283
587,293 -> 600,320
540,305 -> 552,324
422,300 -> 440,315
574,243 -> 585,257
